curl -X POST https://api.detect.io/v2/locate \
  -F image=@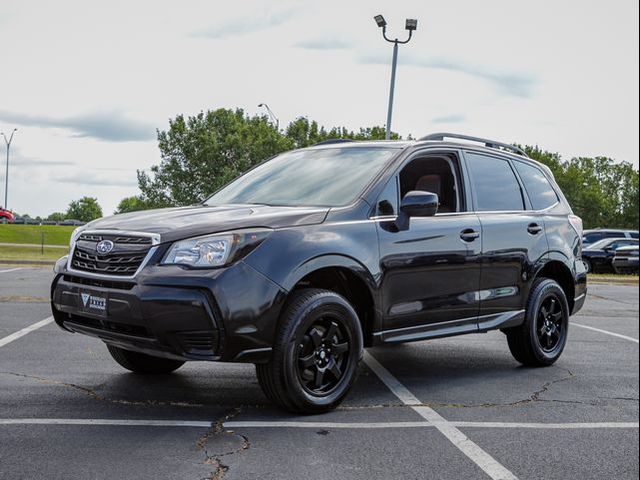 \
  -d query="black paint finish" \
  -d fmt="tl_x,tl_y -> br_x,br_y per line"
51,139 -> 587,363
